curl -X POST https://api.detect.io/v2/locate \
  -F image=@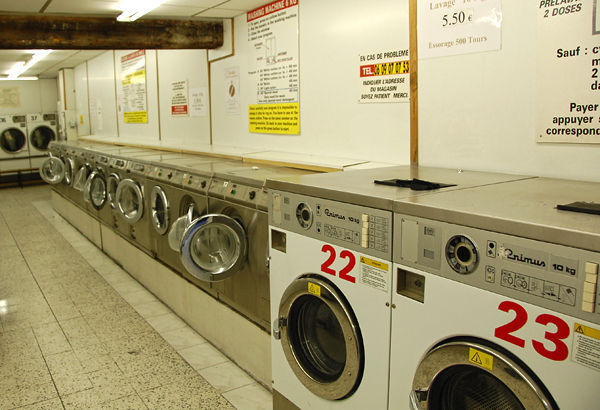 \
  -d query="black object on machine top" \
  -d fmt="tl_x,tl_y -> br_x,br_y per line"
374,178 -> 456,191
